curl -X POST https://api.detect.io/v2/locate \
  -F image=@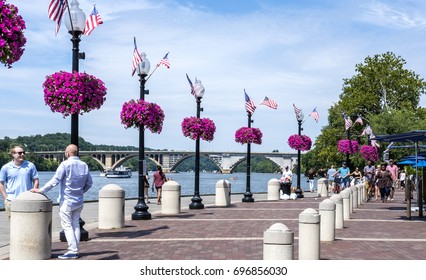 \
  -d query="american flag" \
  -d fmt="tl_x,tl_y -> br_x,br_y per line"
260,96 -> 278,109
132,38 -> 143,76
48,0 -> 67,35
186,73 -> 195,96
354,115 -> 363,125
157,52 -> 170,68
309,108 -> 319,122
244,90 -> 256,114
293,103 -> 302,119
83,4 -> 103,36
345,116 -> 353,130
